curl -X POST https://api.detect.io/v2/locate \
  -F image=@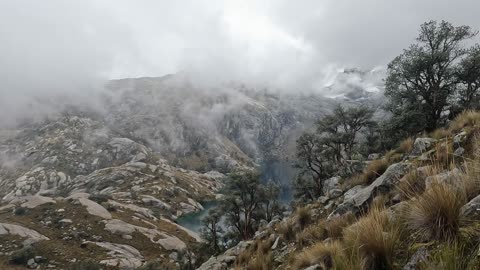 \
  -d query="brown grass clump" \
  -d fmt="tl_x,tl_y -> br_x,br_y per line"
420,242 -> 480,270
360,159 -> 391,185
398,137 -> 415,154
343,207 -> 400,270
396,170 -> 425,199
293,241 -> 344,270
279,221 -> 295,242
449,110 -> 480,132
296,214 -> 355,248
245,252 -> 274,270
433,142 -> 454,167
429,128 -> 451,140
296,207 -> 312,231
405,183 -> 467,241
